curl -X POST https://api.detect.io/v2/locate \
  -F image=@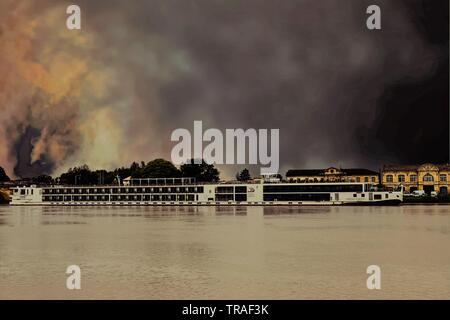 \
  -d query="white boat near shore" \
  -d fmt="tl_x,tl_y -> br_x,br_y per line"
10,178 -> 403,206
